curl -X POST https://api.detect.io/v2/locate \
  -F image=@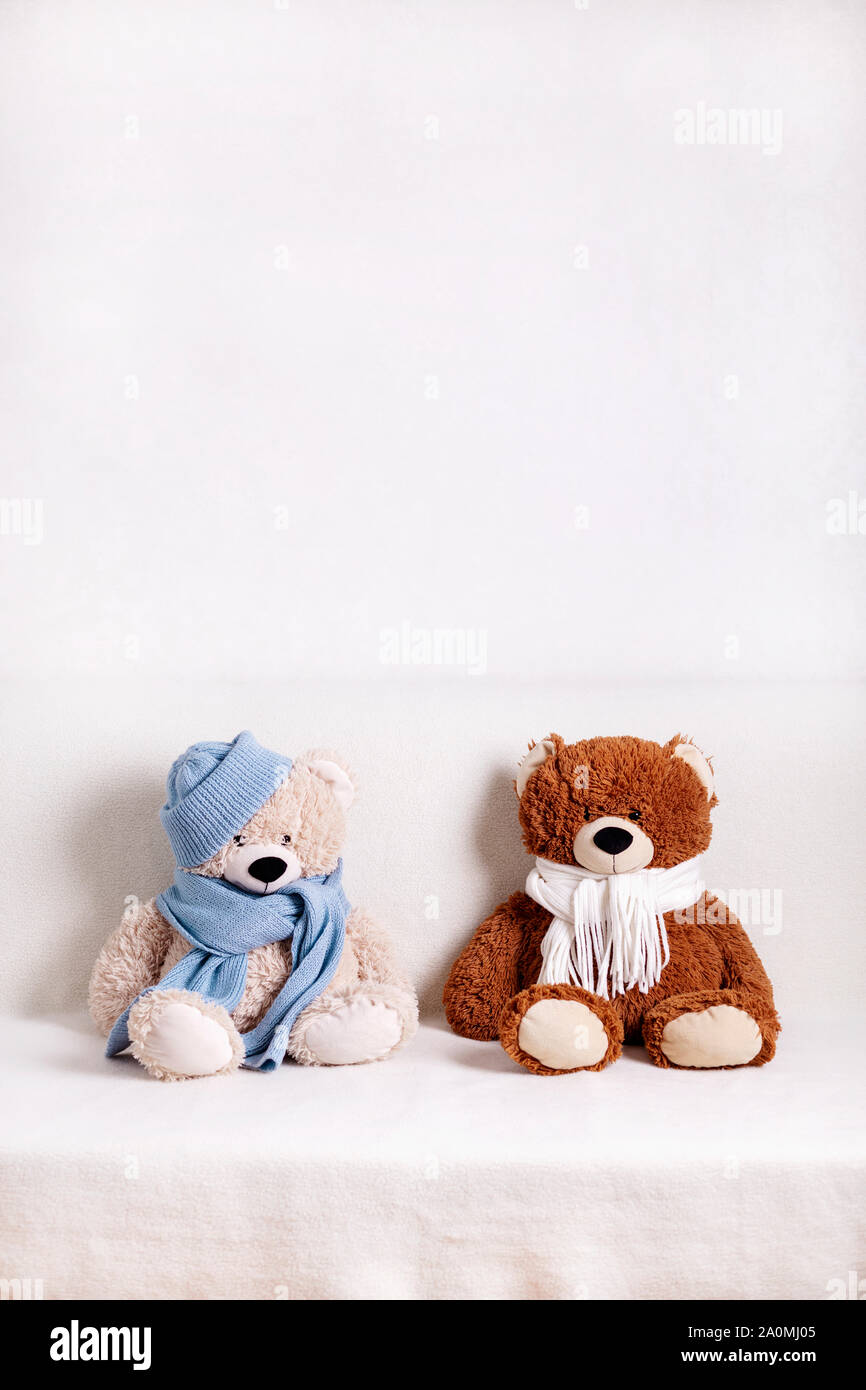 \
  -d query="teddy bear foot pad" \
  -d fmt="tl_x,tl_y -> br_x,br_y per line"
296,994 -> 404,1065
658,1004 -> 762,1068
499,984 -> 624,1075
128,989 -> 243,1081
519,999 -> 607,1069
